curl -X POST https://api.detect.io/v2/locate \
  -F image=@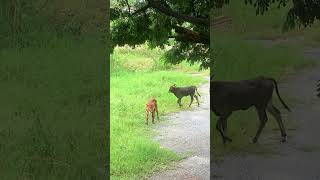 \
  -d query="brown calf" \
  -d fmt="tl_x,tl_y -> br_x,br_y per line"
146,97 -> 159,125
